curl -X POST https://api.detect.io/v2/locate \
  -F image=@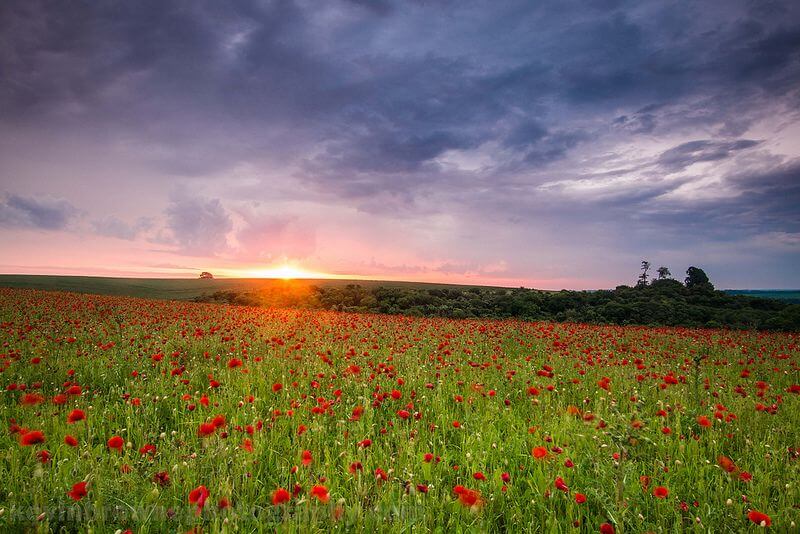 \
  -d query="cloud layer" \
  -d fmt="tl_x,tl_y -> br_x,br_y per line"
0,0 -> 799,288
